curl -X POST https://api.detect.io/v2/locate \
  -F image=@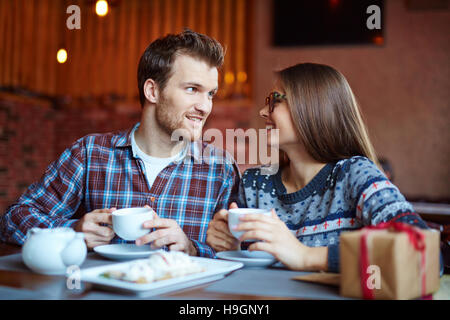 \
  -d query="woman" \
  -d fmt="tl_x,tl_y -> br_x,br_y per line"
206,63 -> 429,273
